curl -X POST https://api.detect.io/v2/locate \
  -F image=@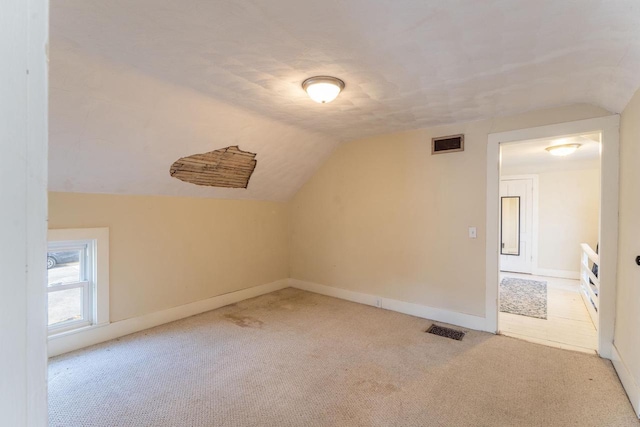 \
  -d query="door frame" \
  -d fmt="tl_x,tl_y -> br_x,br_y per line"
500,175 -> 539,275
485,115 -> 619,358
